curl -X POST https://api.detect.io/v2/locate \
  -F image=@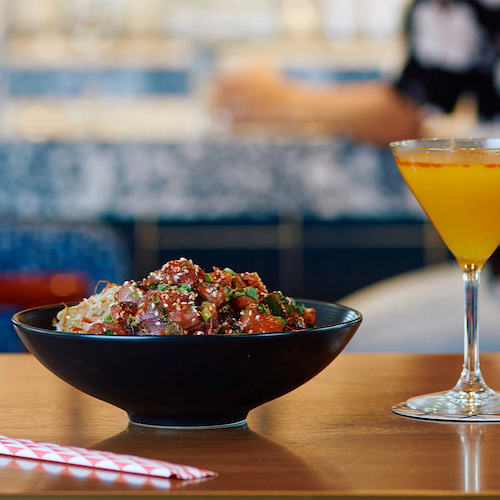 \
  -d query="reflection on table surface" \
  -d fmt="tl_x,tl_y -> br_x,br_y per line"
3,352 -> 500,496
